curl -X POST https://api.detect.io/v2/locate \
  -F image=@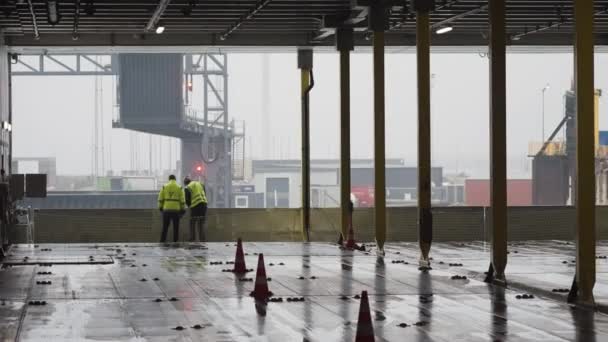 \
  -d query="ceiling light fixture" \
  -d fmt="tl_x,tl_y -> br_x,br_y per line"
436,26 -> 453,35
